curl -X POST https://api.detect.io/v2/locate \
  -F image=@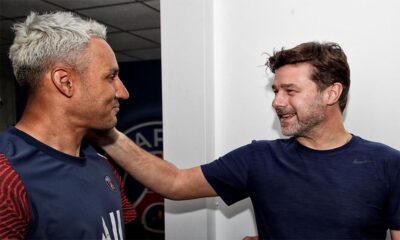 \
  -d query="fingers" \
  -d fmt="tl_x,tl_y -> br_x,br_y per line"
86,127 -> 120,146
242,236 -> 259,240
